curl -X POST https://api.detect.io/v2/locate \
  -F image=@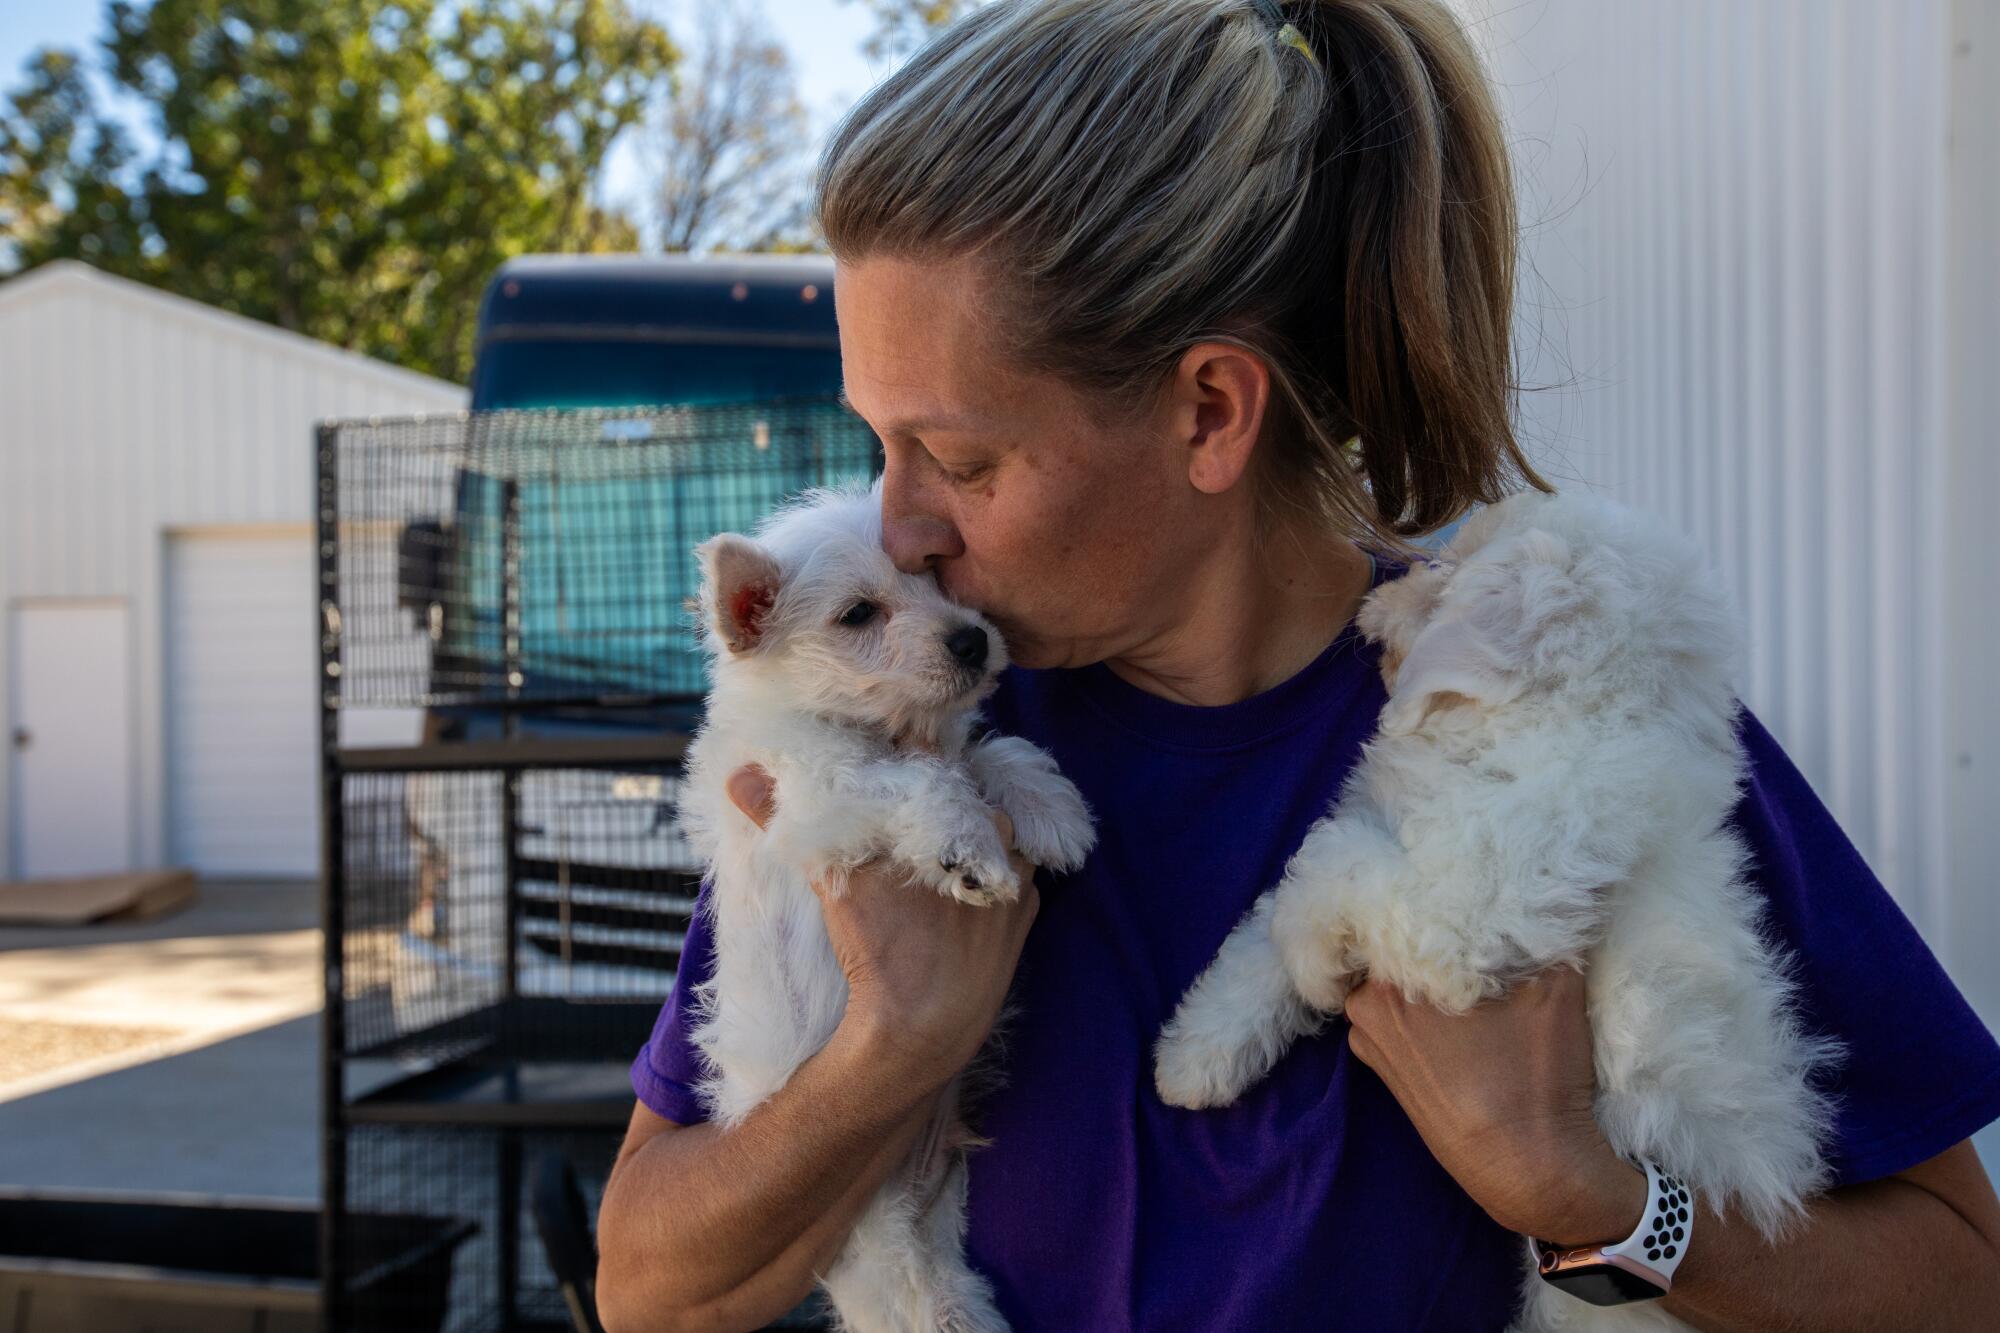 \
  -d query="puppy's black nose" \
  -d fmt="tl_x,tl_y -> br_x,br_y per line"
946,625 -> 989,670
